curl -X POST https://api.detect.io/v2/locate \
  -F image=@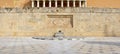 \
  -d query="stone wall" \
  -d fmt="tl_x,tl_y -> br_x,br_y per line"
88,0 -> 120,8
0,0 -> 30,8
0,8 -> 120,37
